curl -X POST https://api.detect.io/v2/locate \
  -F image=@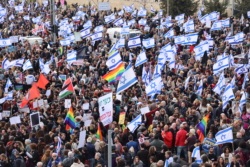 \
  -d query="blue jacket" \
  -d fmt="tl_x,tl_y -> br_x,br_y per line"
47,157 -> 61,167
86,142 -> 96,159
126,141 -> 139,154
